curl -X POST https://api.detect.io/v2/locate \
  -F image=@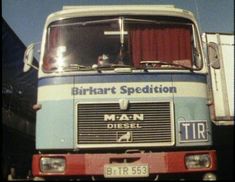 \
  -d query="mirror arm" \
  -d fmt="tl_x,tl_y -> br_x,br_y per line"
28,63 -> 39,71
